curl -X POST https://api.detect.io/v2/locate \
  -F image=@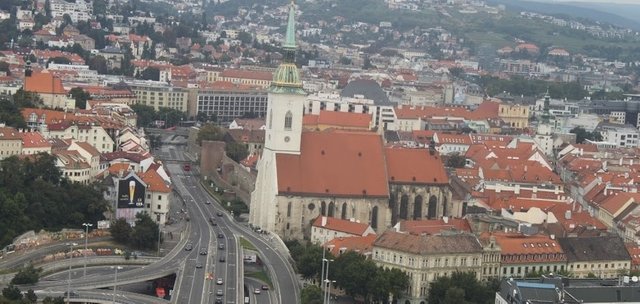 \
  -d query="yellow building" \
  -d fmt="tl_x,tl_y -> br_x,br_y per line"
129,81 -> 189,112
498,103 -> 529,129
